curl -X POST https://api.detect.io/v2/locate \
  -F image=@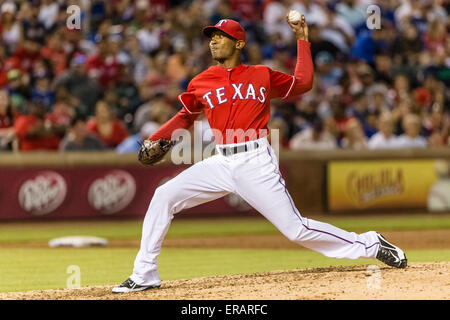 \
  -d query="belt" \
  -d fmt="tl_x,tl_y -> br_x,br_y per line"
218,141 -> 260,156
